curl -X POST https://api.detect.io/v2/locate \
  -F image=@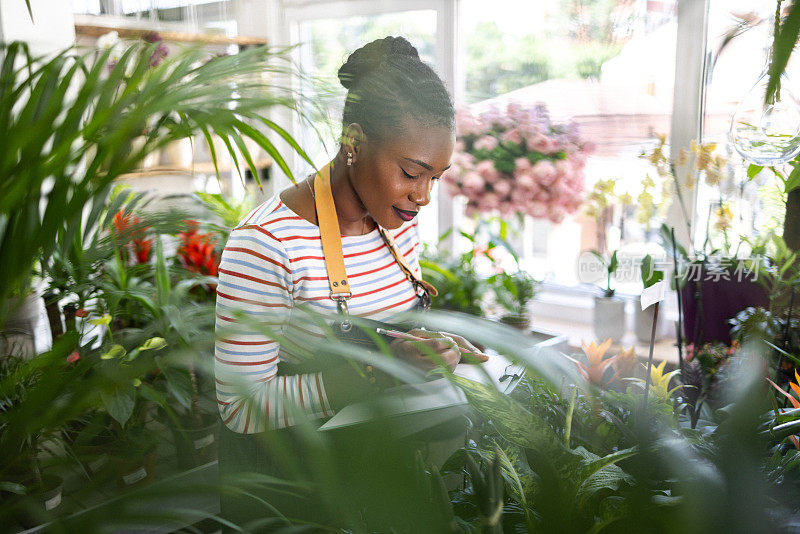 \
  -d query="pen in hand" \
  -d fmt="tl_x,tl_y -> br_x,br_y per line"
375,328 -> 490,362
